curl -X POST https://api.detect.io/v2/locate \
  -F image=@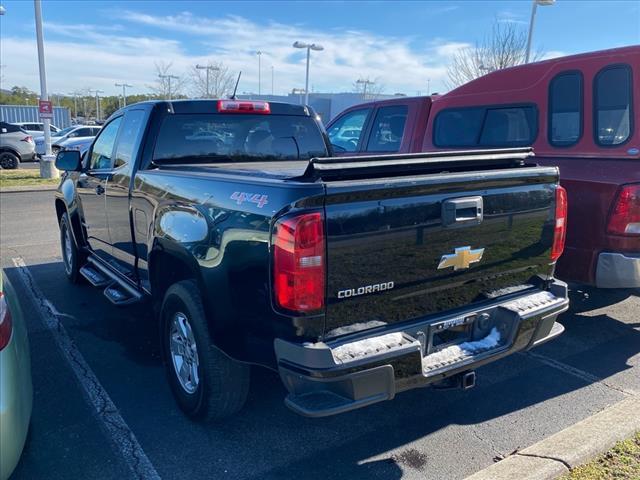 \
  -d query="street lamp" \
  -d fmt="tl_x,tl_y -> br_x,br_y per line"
115,82 -> 133,107
33,0 -> 53,157
91,89 -> 104,122
158,74 -> 179,100
292,88 -> 306,105
525,0 -> 555,63
356,79 -> 375,100
195,64 -> 220,98
292,41 -> 323,105
255,51 -> 263,95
